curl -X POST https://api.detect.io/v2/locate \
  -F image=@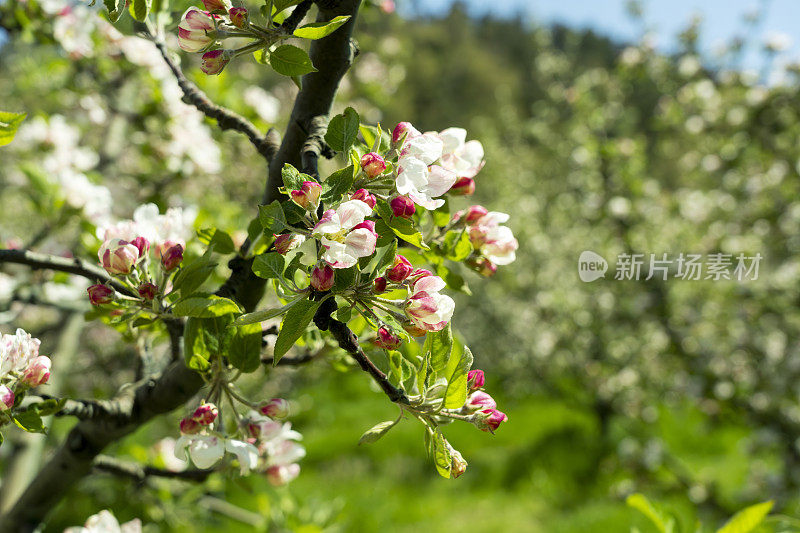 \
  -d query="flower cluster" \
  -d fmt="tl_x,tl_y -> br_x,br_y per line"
454,205 -> 518,275
0,329 -> 52,413
461,369 -> 508,434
